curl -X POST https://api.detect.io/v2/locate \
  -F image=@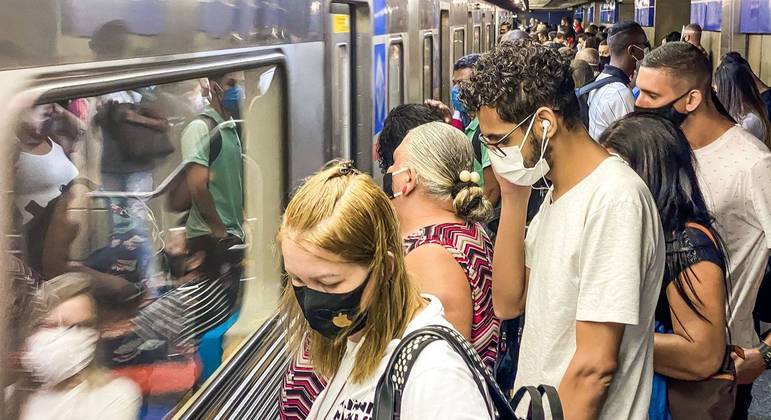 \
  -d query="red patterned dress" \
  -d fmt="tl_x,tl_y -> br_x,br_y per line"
279,222 -> 500,418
